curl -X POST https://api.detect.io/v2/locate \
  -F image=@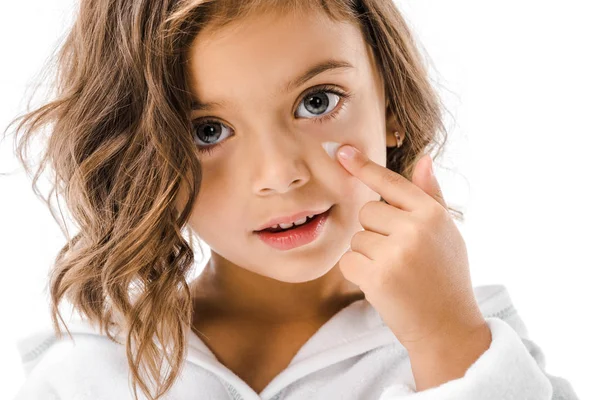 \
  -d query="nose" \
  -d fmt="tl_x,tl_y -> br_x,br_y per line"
251,134 -> 310,196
